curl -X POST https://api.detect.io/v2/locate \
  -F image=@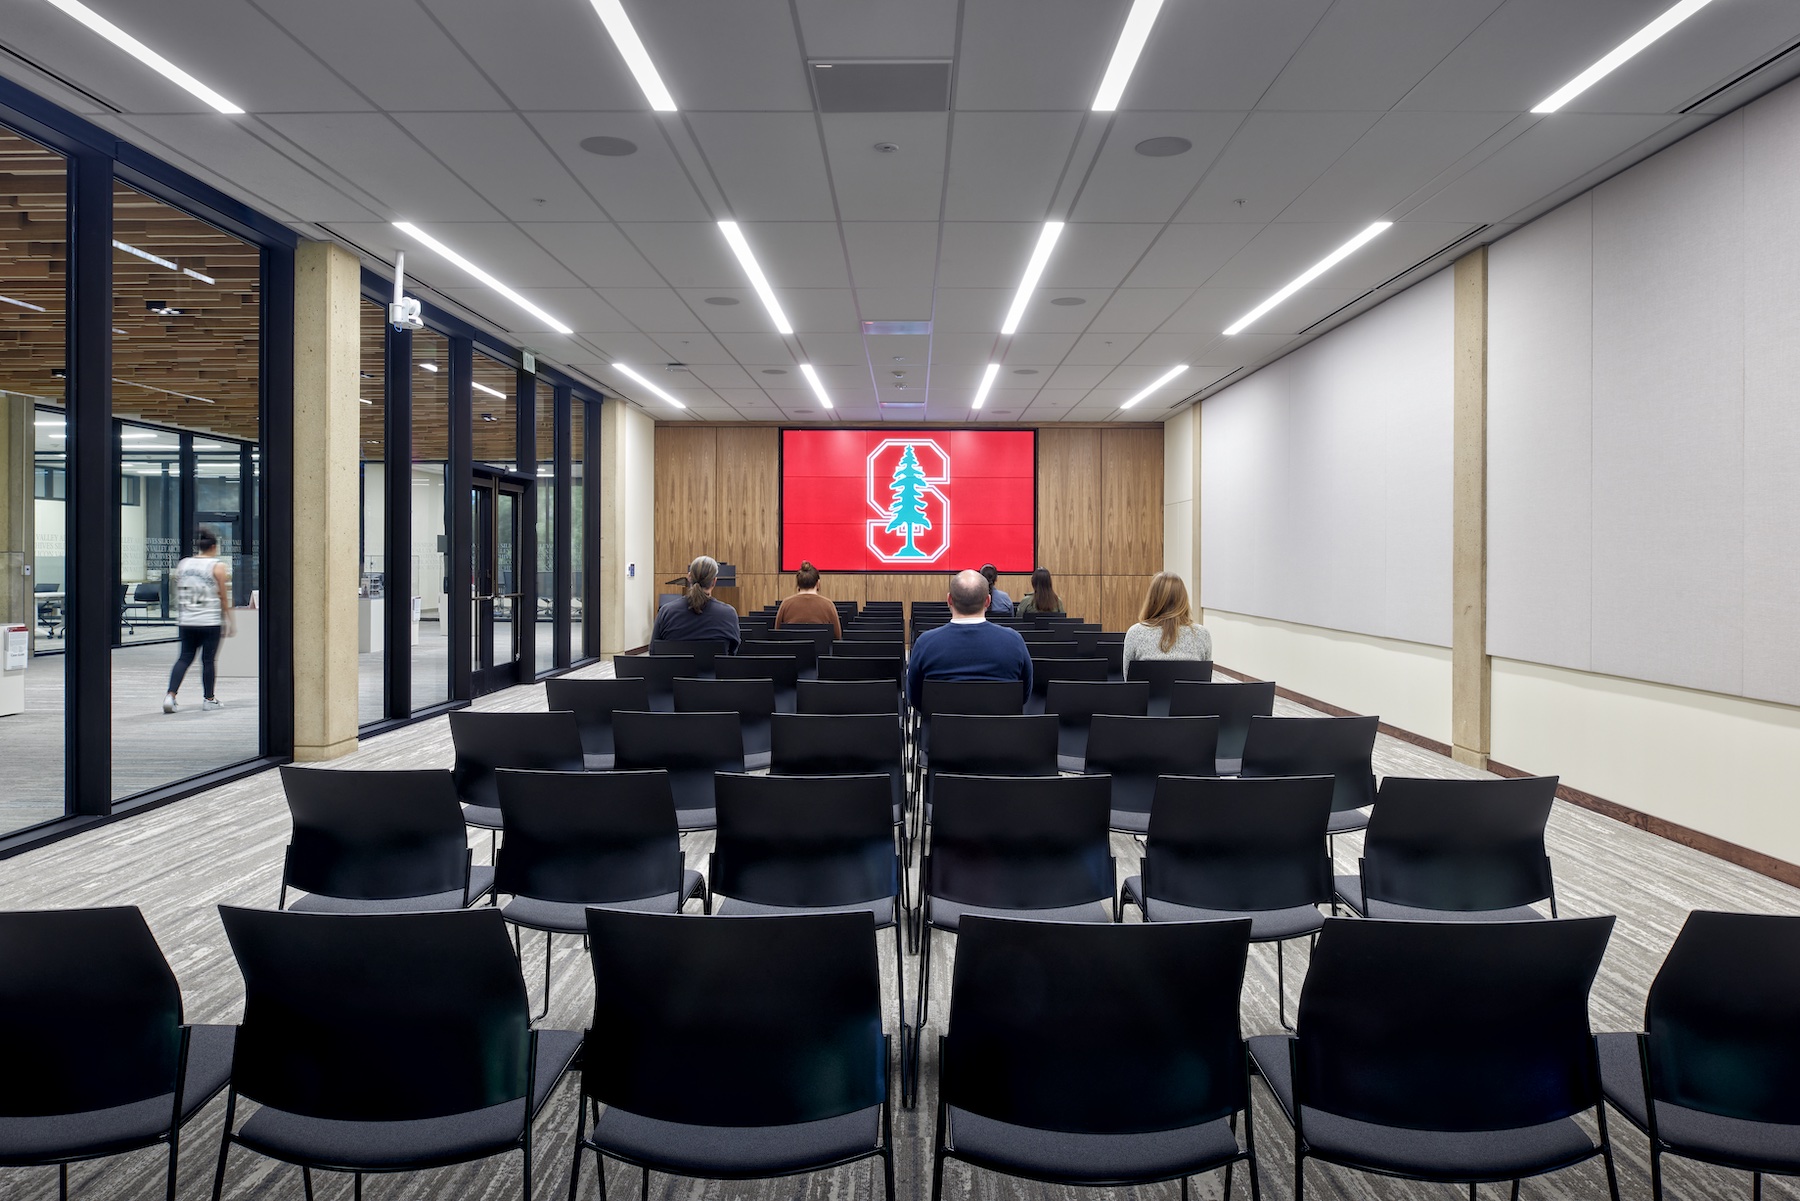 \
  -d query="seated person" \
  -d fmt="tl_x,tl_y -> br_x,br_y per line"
1017,567 -> 1065,616
773,560 -> 841,638
1122,571 -> 1213,675
905,569 -> 1032,708
650,555 -> 741,652
980,564 -> 1014,616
